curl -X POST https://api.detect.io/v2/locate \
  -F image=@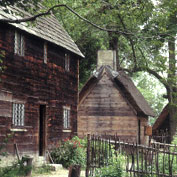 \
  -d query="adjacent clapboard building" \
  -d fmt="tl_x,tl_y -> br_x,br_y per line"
153,105 -> 169,133
0,5 -> 83,160
152,104 -> 171,143
78,50 -> 155,144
